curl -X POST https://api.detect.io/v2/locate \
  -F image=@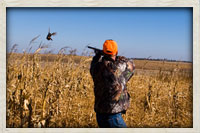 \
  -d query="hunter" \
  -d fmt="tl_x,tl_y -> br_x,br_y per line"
90,40 -> 135,128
